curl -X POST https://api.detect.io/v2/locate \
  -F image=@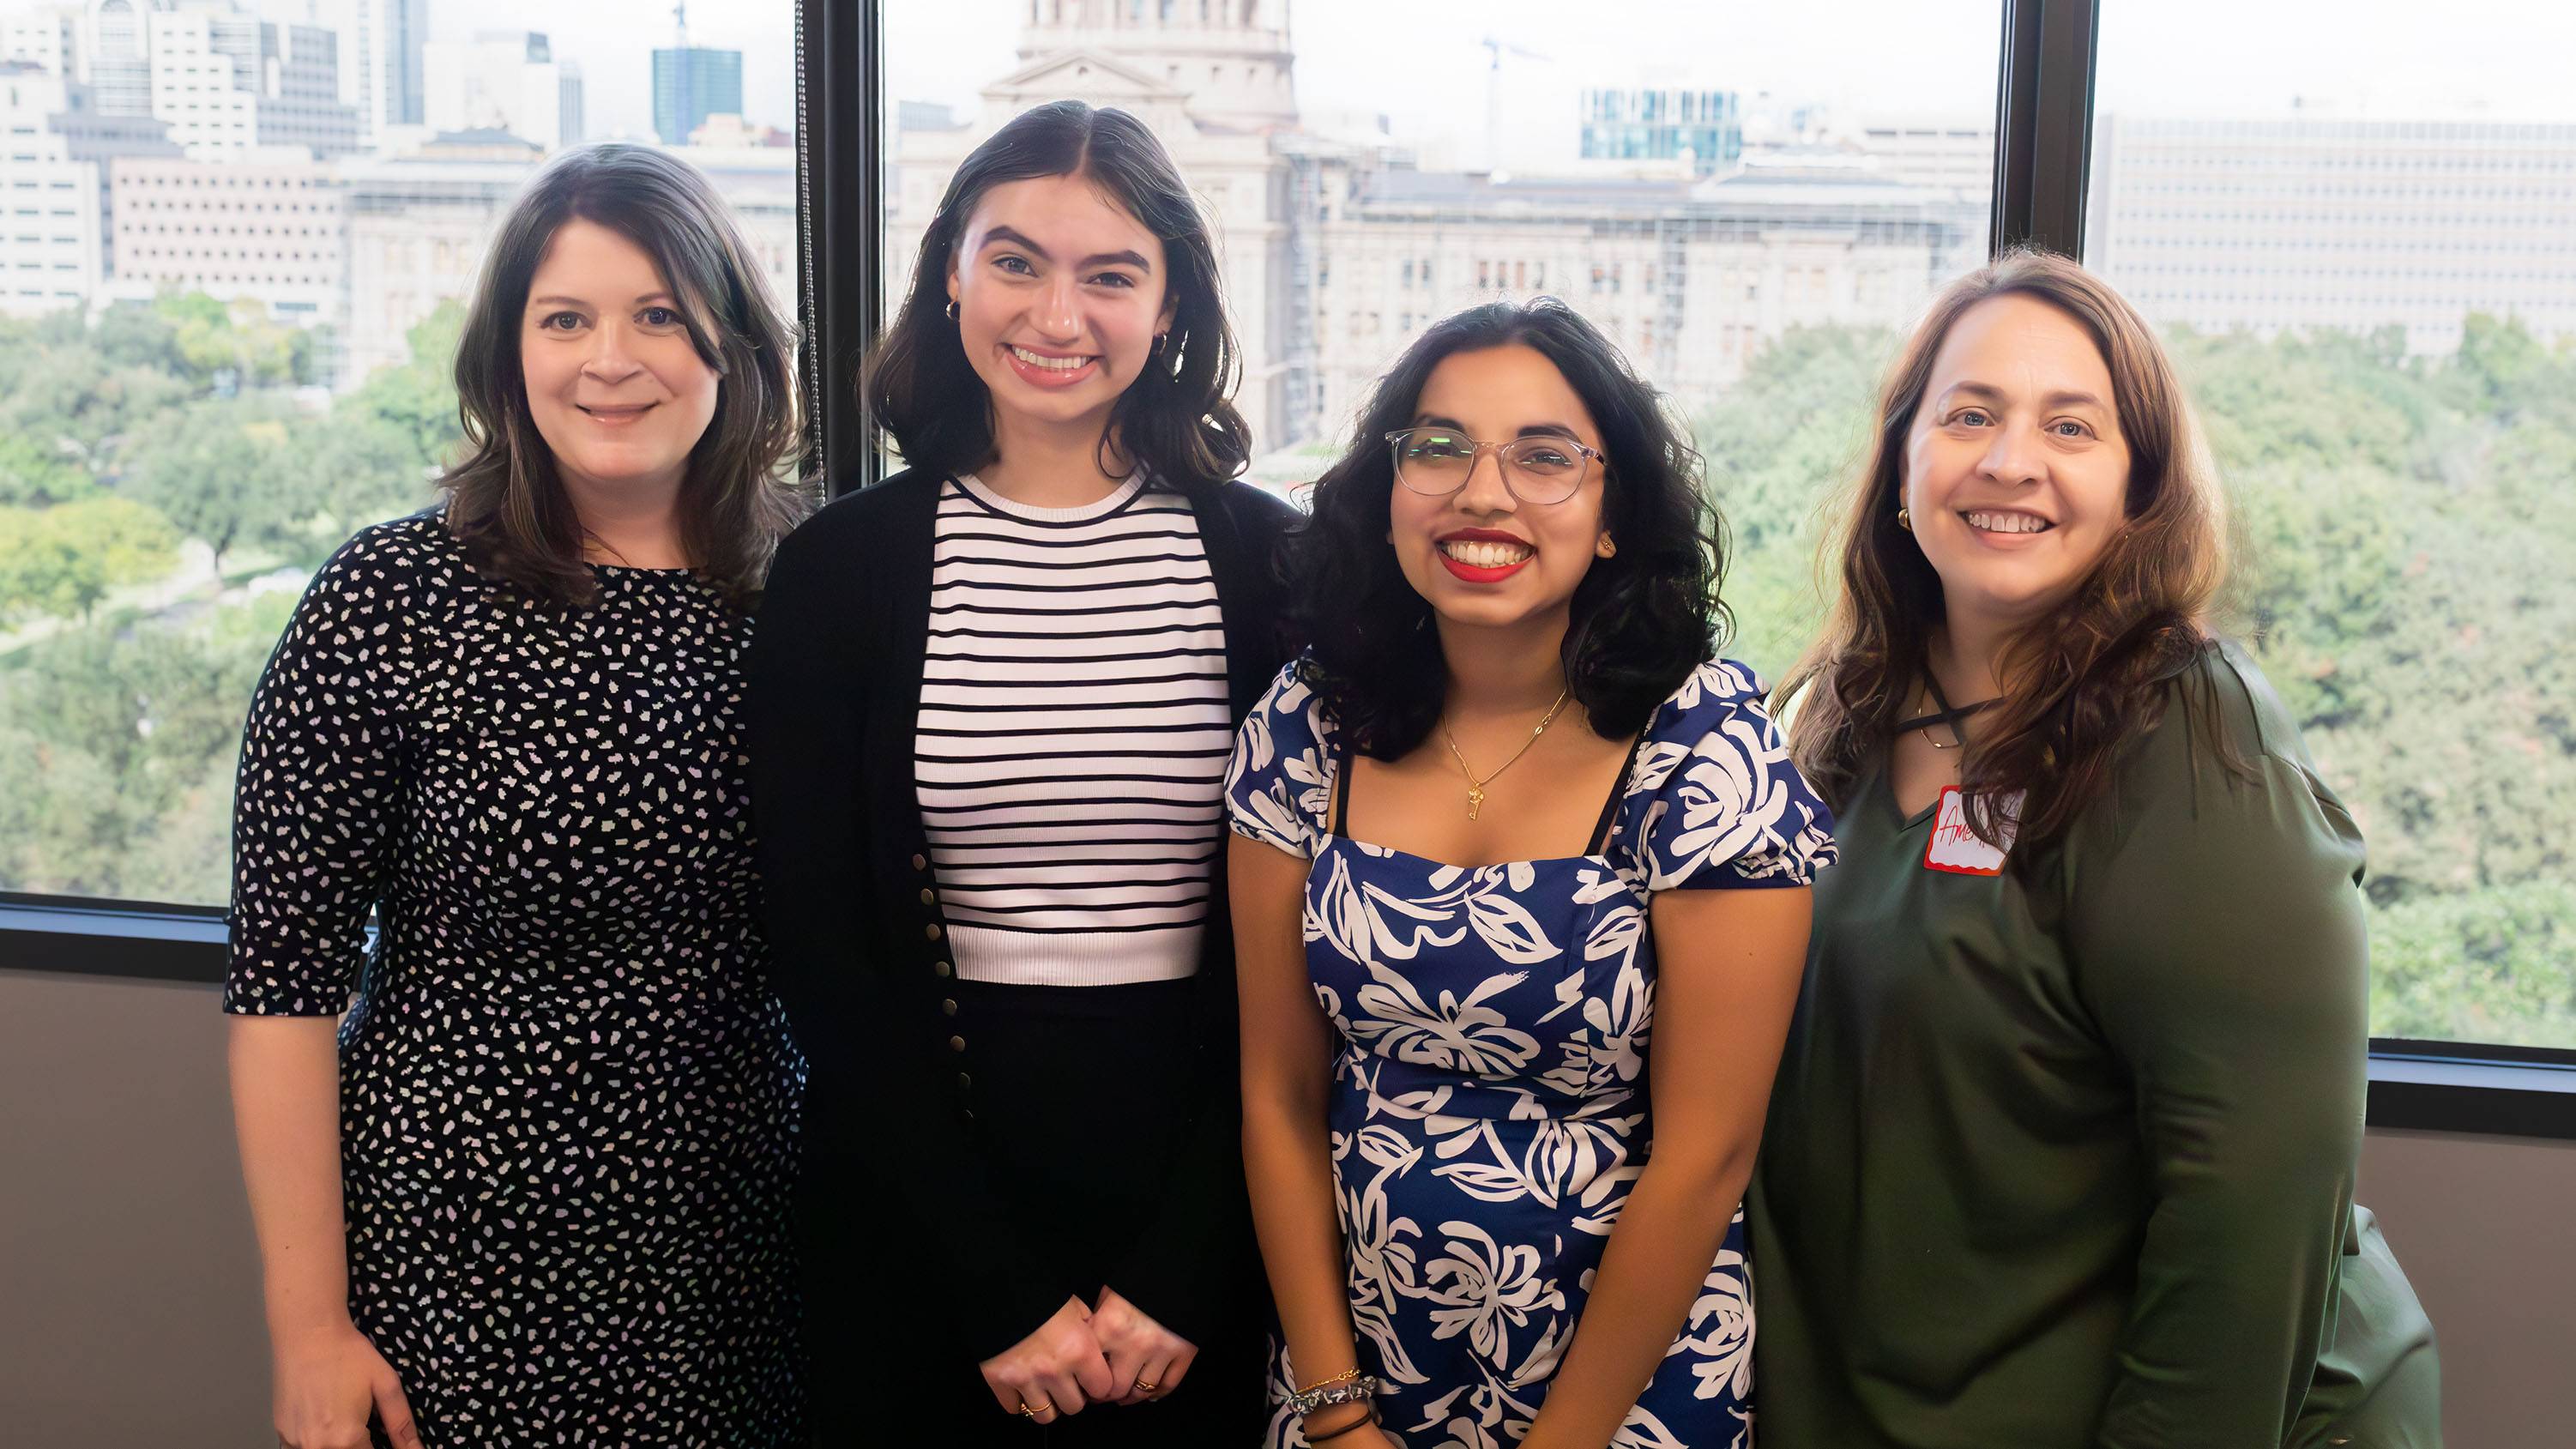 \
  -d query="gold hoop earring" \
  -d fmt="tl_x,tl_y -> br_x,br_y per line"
1896,507 -> 1912,532
944,299 -> 958,322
